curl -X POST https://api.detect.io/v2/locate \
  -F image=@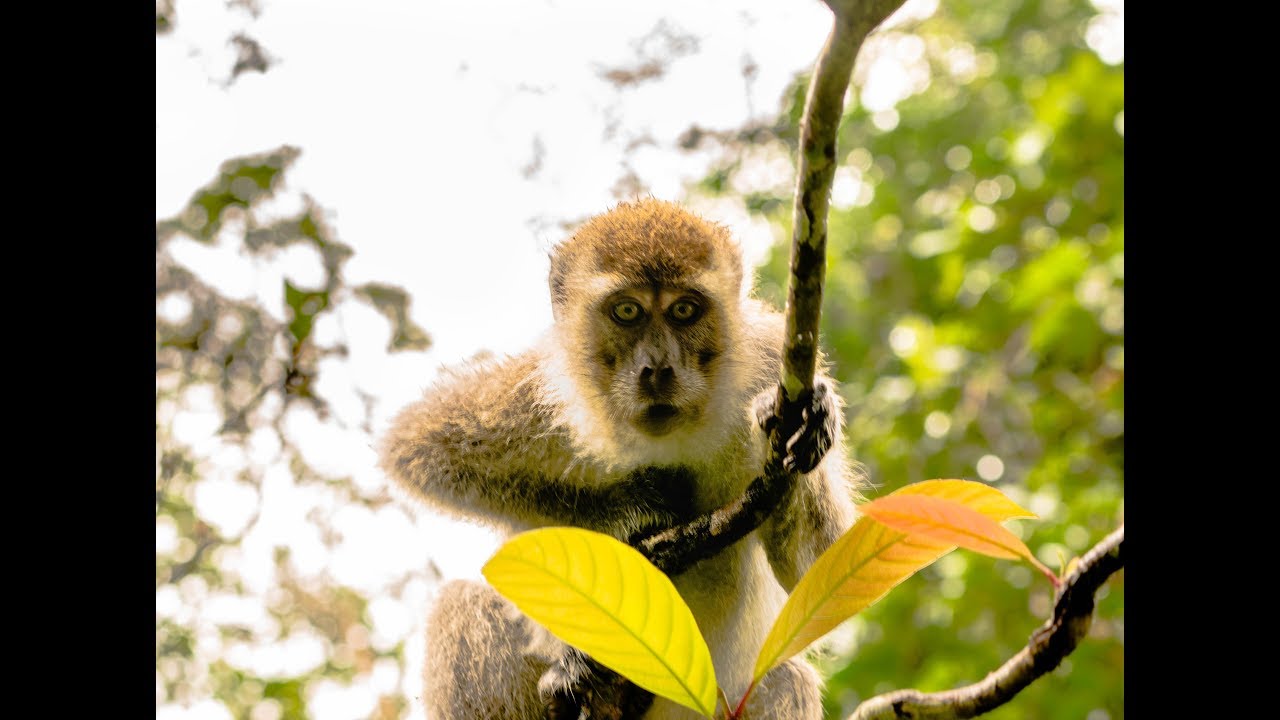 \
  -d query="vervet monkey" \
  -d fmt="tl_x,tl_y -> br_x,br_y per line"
379,198 -> 860,719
